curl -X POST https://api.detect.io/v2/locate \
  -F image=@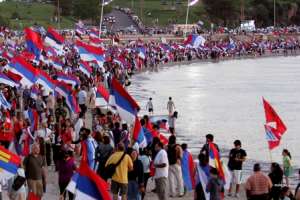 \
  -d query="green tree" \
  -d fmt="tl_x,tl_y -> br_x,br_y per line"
73,0 -> 112,24
11,11 -> 20,20
202,0 -> 239,27
0,15 -> 10,27
54,0 -> 73,16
